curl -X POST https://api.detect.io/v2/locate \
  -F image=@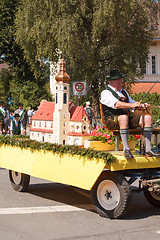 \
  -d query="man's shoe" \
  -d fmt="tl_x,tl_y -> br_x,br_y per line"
124,149 -> 133,159
145,150 -> 160,157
